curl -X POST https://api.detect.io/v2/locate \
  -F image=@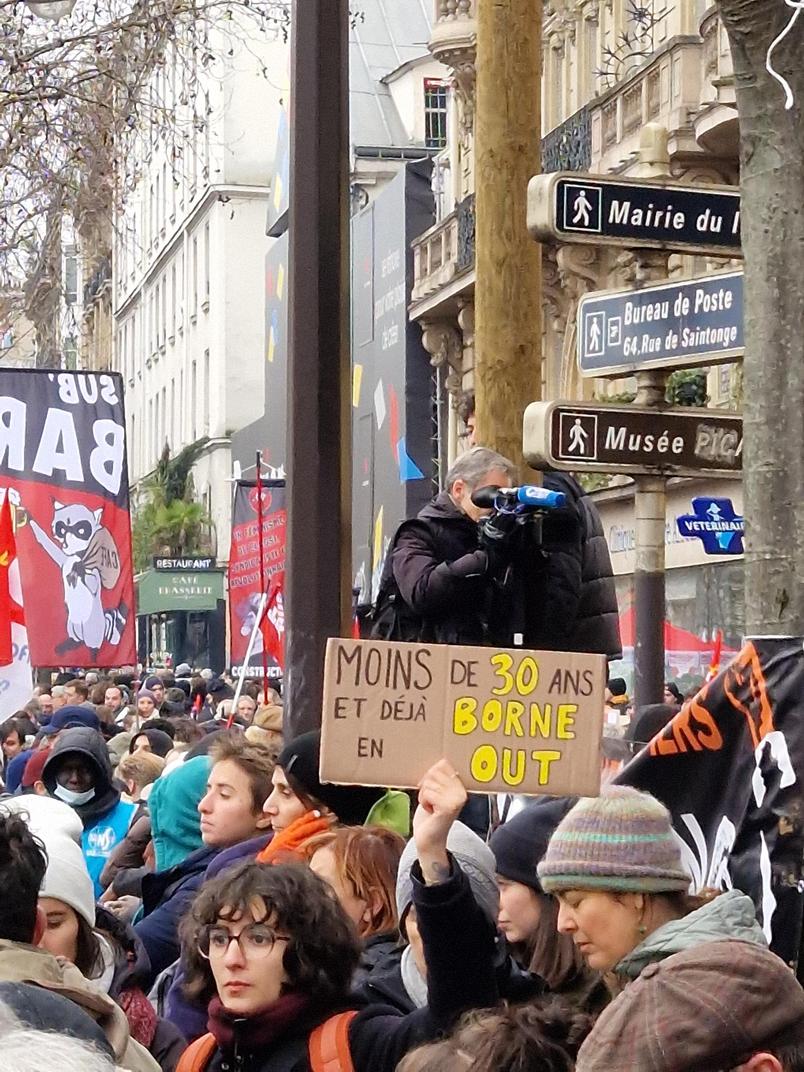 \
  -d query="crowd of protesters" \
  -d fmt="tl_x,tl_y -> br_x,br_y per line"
0,663 -> 800,1072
